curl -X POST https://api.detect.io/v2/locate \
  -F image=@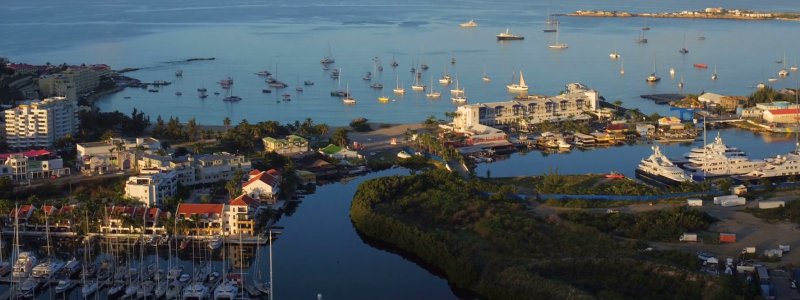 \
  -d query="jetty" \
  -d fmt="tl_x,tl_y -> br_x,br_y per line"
640,94 -> 684,105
